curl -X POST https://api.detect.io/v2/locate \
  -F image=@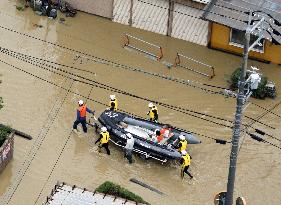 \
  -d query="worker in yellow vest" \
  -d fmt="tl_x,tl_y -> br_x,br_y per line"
177,135 -> 188,152
95,127 -> 110,155
109,94 -> 118,111
180,150 -> 193,179
147,102 -> 158,122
